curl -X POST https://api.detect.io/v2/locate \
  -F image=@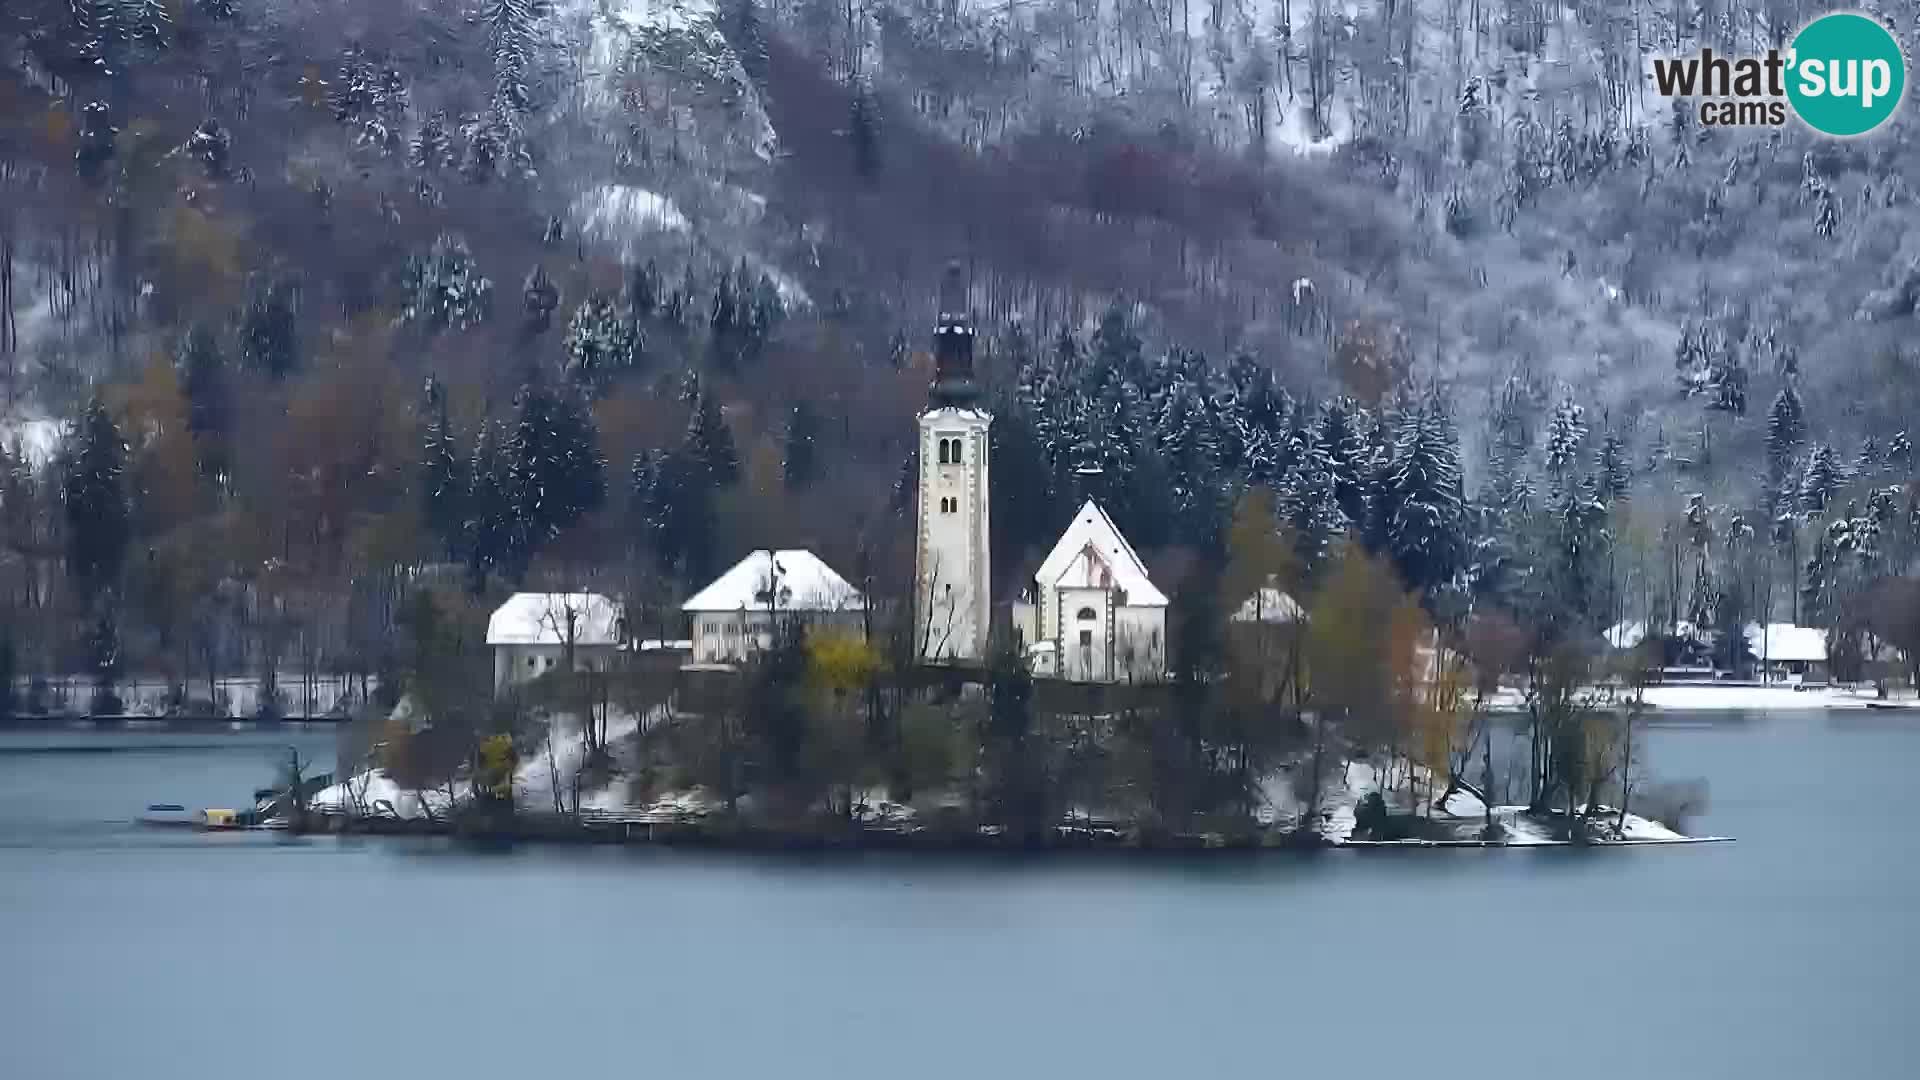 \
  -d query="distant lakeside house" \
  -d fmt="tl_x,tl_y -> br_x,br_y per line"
1745,623 -> 1829,683
1602,618 -> 1832,683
